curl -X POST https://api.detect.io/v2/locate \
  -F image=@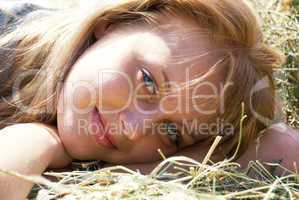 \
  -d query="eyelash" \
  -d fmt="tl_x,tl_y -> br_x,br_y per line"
164,122 -> 181,149
140,68 -> 158,95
